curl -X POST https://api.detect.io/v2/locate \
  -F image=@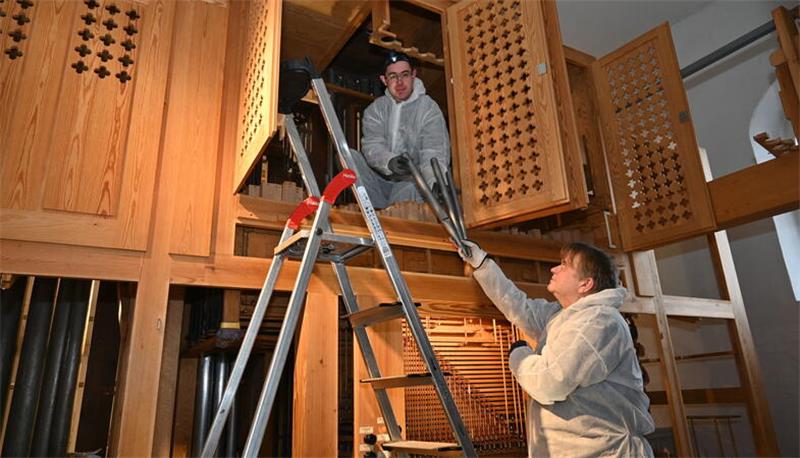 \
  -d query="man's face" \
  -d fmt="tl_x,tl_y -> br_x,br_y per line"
380,61 -> 416,102
547,253 -> 593,307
